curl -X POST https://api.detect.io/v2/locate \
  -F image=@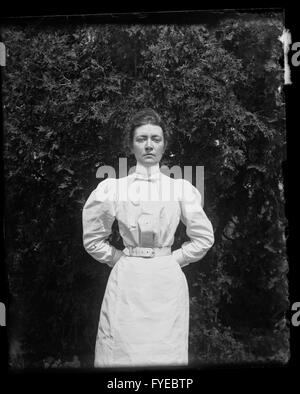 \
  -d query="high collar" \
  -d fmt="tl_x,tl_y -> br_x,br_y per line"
135,162 -> 160,177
